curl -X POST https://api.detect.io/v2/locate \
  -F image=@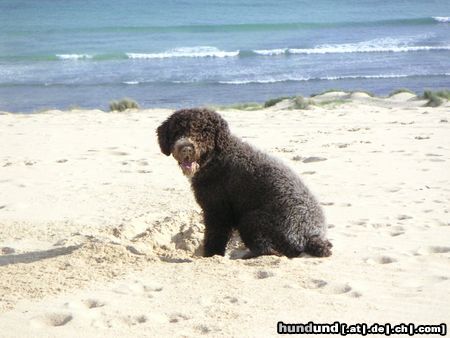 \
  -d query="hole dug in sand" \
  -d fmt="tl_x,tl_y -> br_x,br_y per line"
130,211 -> 205,258
128,211 -> 246,259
